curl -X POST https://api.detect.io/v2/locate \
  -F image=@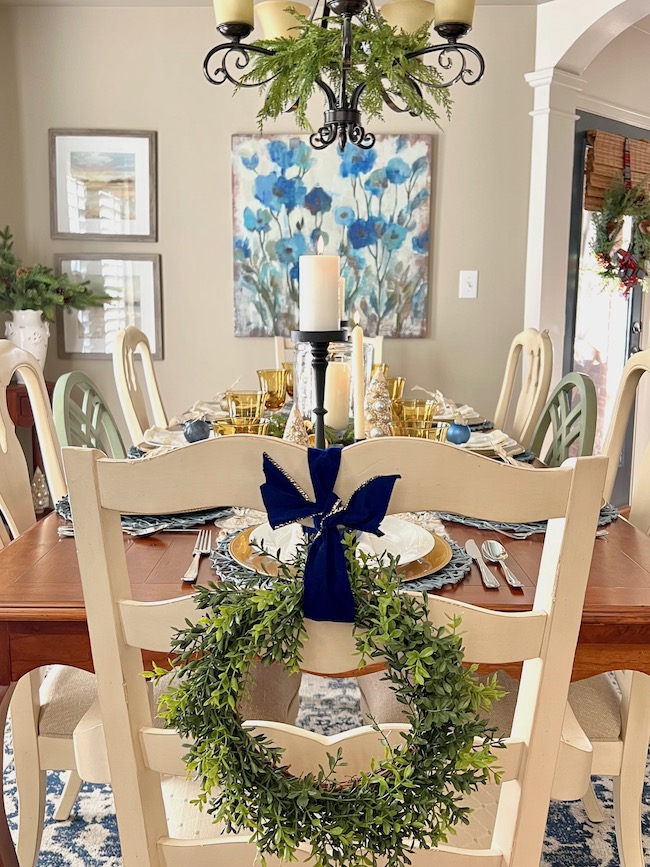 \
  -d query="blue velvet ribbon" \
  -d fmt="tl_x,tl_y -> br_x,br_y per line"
260,447 -> 400,623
